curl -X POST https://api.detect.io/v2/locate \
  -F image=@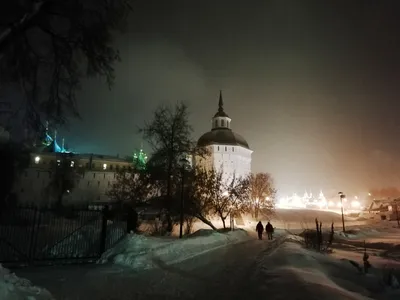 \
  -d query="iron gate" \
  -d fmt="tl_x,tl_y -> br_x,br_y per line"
0,206 -> 126,266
